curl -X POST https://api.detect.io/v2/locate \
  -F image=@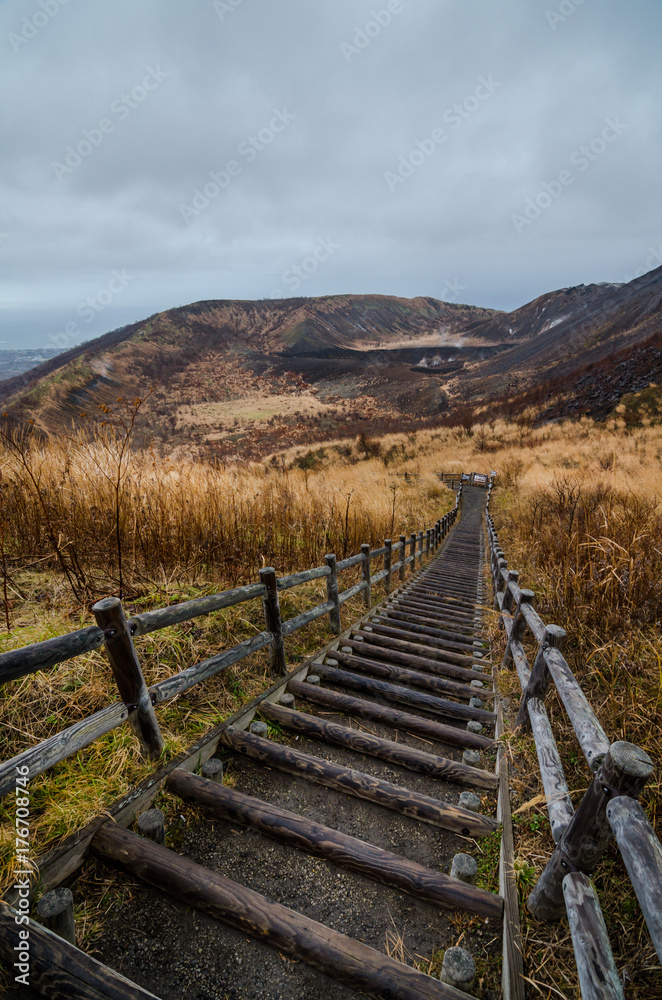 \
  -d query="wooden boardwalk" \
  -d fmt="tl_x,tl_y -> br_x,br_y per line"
2,487 -> 521,1000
